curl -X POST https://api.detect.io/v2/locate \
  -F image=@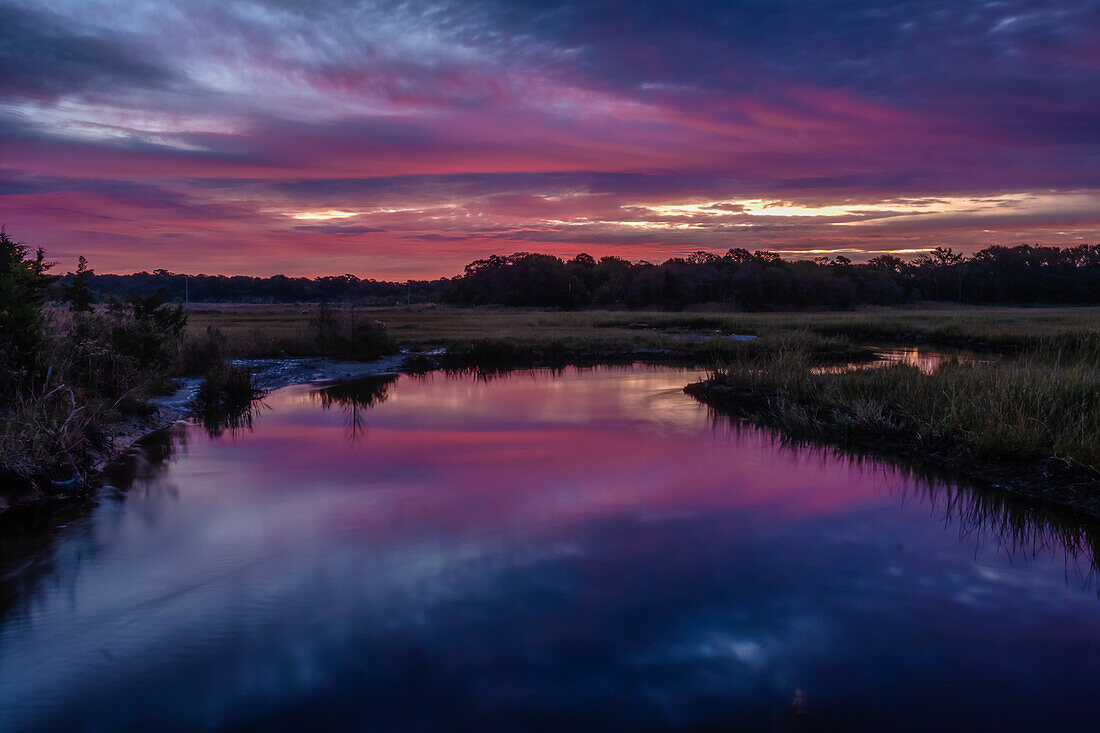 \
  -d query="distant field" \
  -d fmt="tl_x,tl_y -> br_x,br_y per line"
184,303 -> 1100,357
